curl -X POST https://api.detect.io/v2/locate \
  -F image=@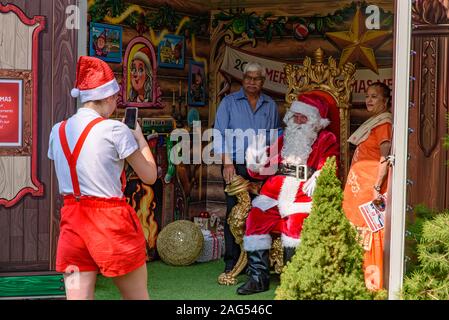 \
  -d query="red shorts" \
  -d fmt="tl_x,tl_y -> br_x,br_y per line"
56,196 -> 147,277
